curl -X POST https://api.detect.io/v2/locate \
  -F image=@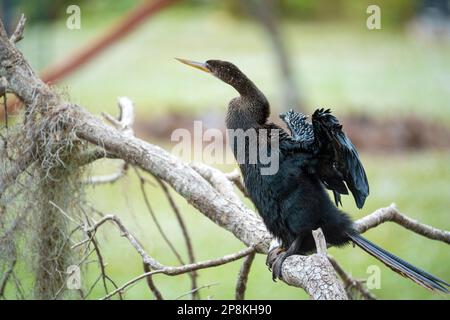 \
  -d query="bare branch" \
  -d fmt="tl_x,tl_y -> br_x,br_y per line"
10,14 -> 26,44
354,203 -> 450,244
328,255 -> 376,300
156,177 -> 199,299
103,97 -> 135,136
312,228 -> 327,255
175,282 -> 219,300
190,162 -> 244,205
77,148 -> 116,166
84,163 -> 128,185
0,247 -> 16,297
235,251 -> 256,300
278,228 -> 348,300
102,246 -> 256,300
84,97 -> 134,184
137,170 -> 185,265
76,194 -> 254,299
143,262 -> 164,300
87,214 -> 163,270
0,20 -> 7,39
224,168 -> 248,197
90,237 -> 123,299
79,208 -> 123,300
281,254 -> 348,300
